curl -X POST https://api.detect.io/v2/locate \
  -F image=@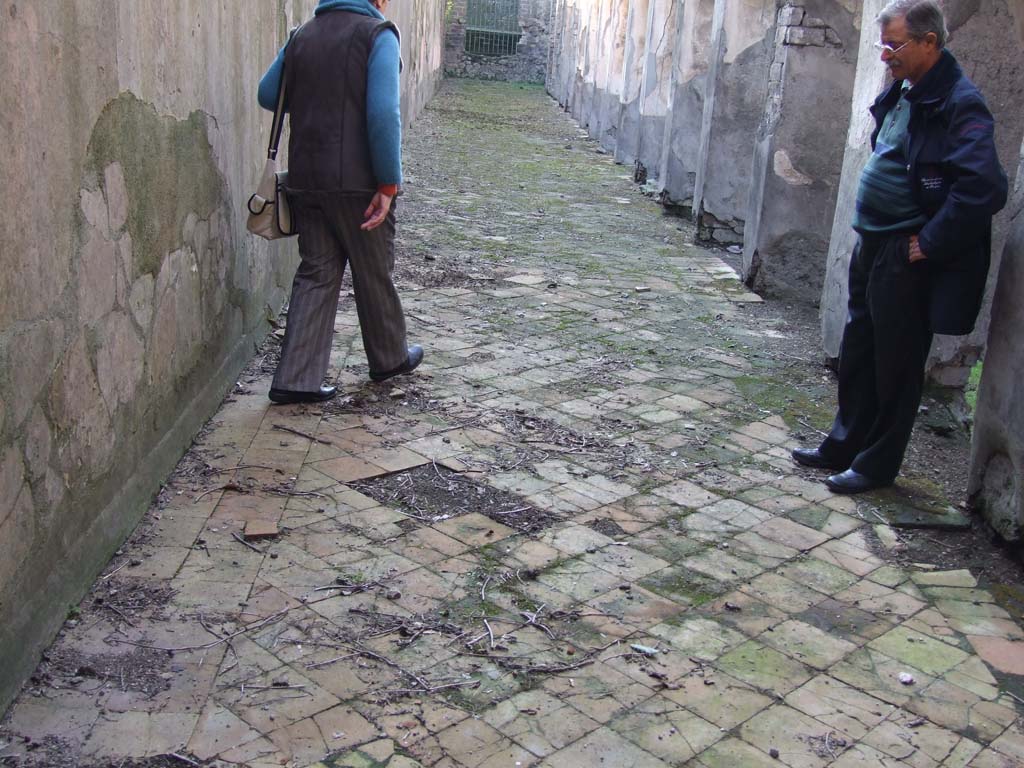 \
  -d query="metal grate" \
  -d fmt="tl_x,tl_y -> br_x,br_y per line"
465,0 -> 521,56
